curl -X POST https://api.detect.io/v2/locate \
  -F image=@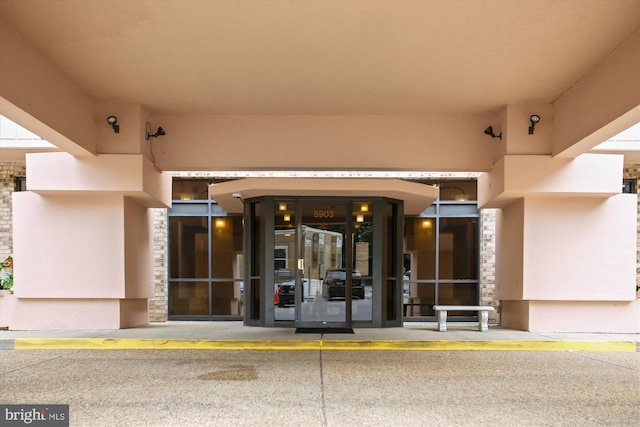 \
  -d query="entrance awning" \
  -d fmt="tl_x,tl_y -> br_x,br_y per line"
209,178 -> 439,214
